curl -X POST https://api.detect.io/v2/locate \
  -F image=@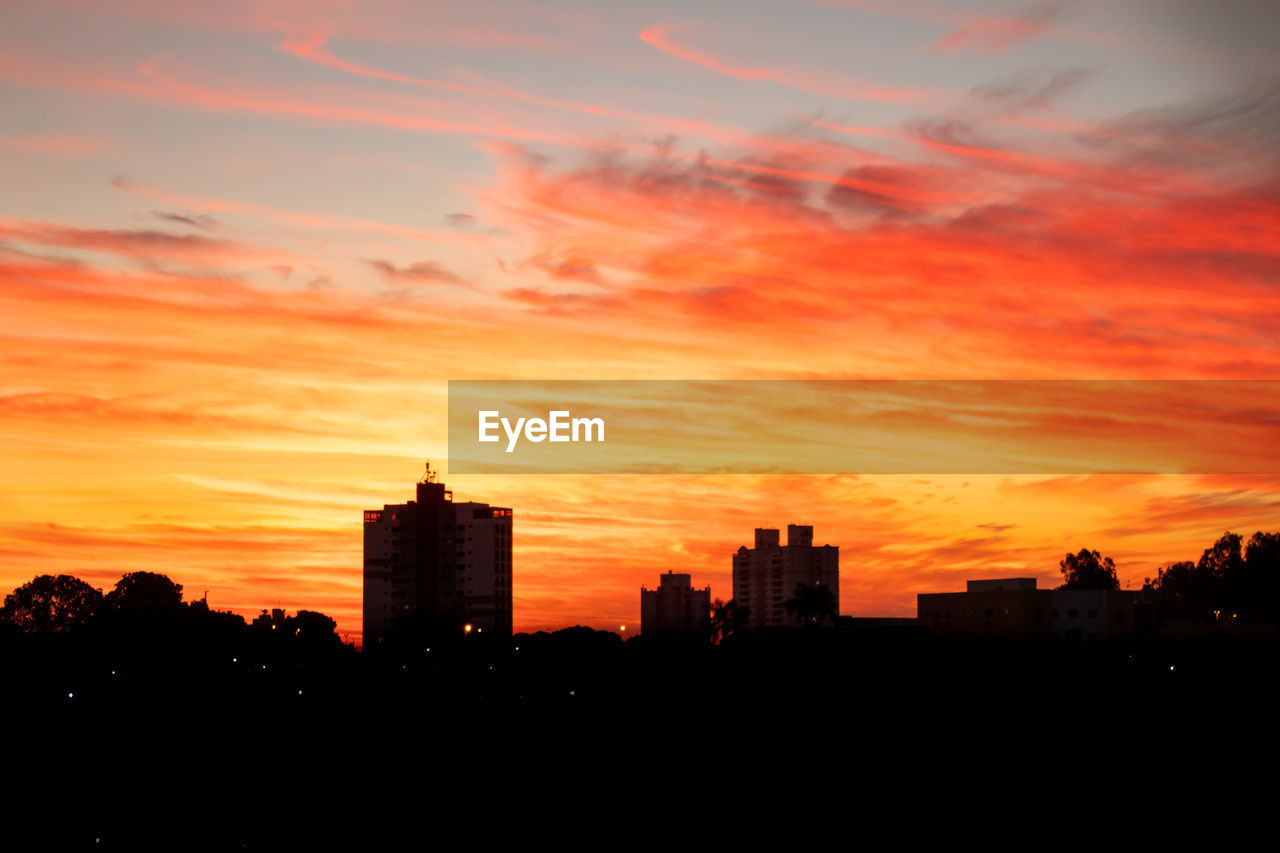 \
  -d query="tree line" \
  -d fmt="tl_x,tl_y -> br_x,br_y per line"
1058,530 -> 1280,621
0,570 -> 344,643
